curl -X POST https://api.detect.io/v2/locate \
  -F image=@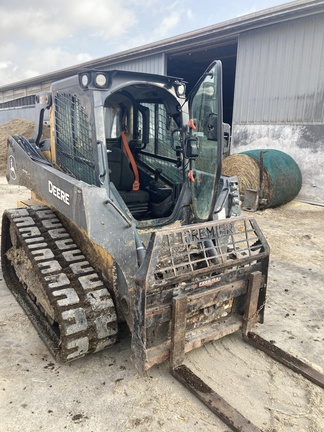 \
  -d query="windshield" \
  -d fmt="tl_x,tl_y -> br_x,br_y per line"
189,61 -> 222,221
